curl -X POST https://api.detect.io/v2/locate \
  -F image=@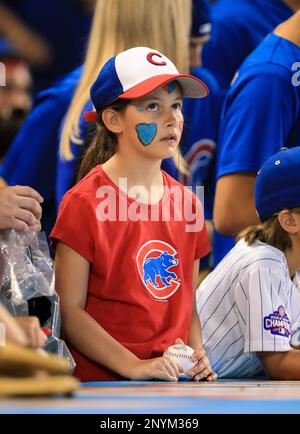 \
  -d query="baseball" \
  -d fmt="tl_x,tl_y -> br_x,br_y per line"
163,344 -> 196,375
